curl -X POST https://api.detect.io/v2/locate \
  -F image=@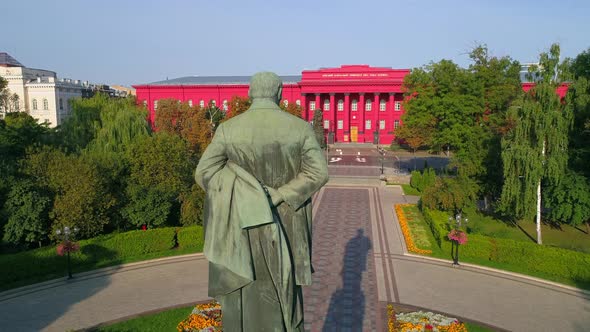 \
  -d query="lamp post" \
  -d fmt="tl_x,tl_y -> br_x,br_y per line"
55,226 -> 79,279
448,211 -> 468,266
378,147 -> 385,175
